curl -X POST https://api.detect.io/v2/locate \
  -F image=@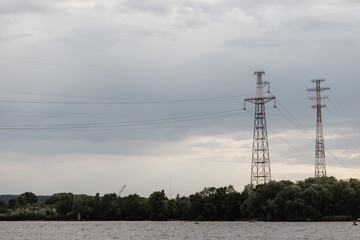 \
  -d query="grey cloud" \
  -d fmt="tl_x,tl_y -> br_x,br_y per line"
118,0 -> 225,26
172,16 -> 211,29
60,26 -> 123,52
0,0 -> 51,15
224,37 -> 304,49
285,17 -> 350,32
0,33 -> 32,40
0,139 -> 163,157
119,0 -> 174,15
119,0 -> 223,15
221,0 -> 359,9
0,0 -> 359,194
